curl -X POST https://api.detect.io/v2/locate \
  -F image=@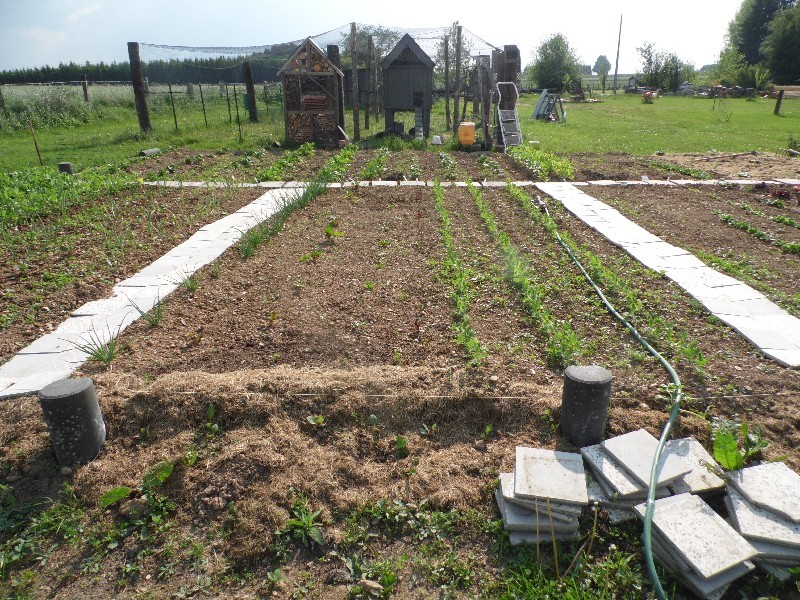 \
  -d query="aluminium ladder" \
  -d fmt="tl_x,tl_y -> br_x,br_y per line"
495,82 -> 522,150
